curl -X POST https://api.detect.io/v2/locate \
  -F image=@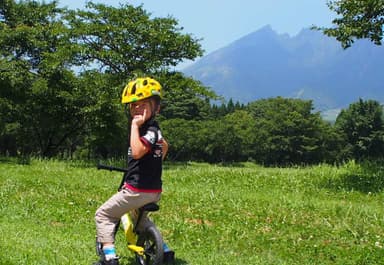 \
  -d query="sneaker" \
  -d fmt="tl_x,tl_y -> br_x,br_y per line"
104,259 -> 119,265
163,250 -> 175,264
93,258 -> 119,265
